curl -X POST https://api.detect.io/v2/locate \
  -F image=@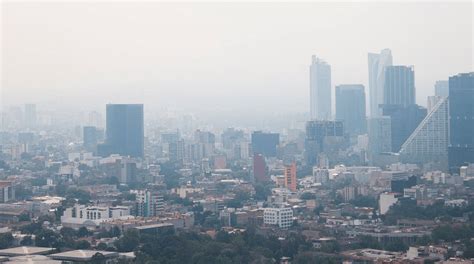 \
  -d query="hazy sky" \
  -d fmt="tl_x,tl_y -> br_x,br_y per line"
2,1 -> 473,115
